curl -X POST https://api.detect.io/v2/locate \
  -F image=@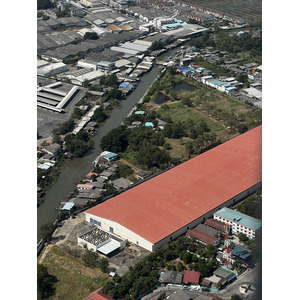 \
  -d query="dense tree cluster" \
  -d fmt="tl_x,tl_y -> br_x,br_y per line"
37,0 -> 55,9
64,130 -> 94,157
81,249 -> 109,272
100,74 -> 119,88
83,32 -> 98,40
236,191 -> 262,219
150,41 -> 164,51
216,35 -> 262,58
53,119 -> 74,135
91,107 -> 108,123
102,236 -> 219,299
37,264 -> 57,300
